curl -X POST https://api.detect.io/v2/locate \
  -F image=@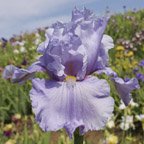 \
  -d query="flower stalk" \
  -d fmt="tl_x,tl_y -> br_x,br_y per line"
74,129 -> 84,144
